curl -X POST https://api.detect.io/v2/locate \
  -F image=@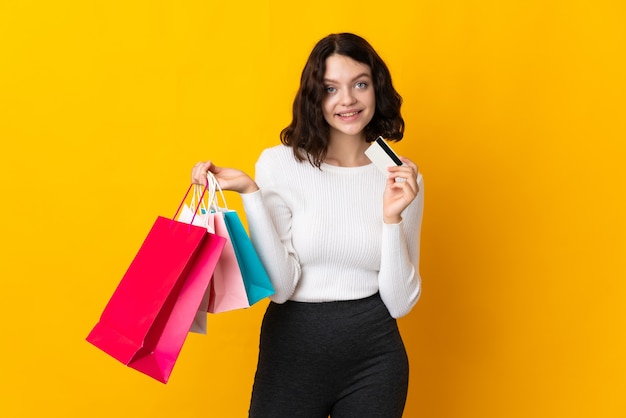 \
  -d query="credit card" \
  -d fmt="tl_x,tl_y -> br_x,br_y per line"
365,136 -> 403,175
